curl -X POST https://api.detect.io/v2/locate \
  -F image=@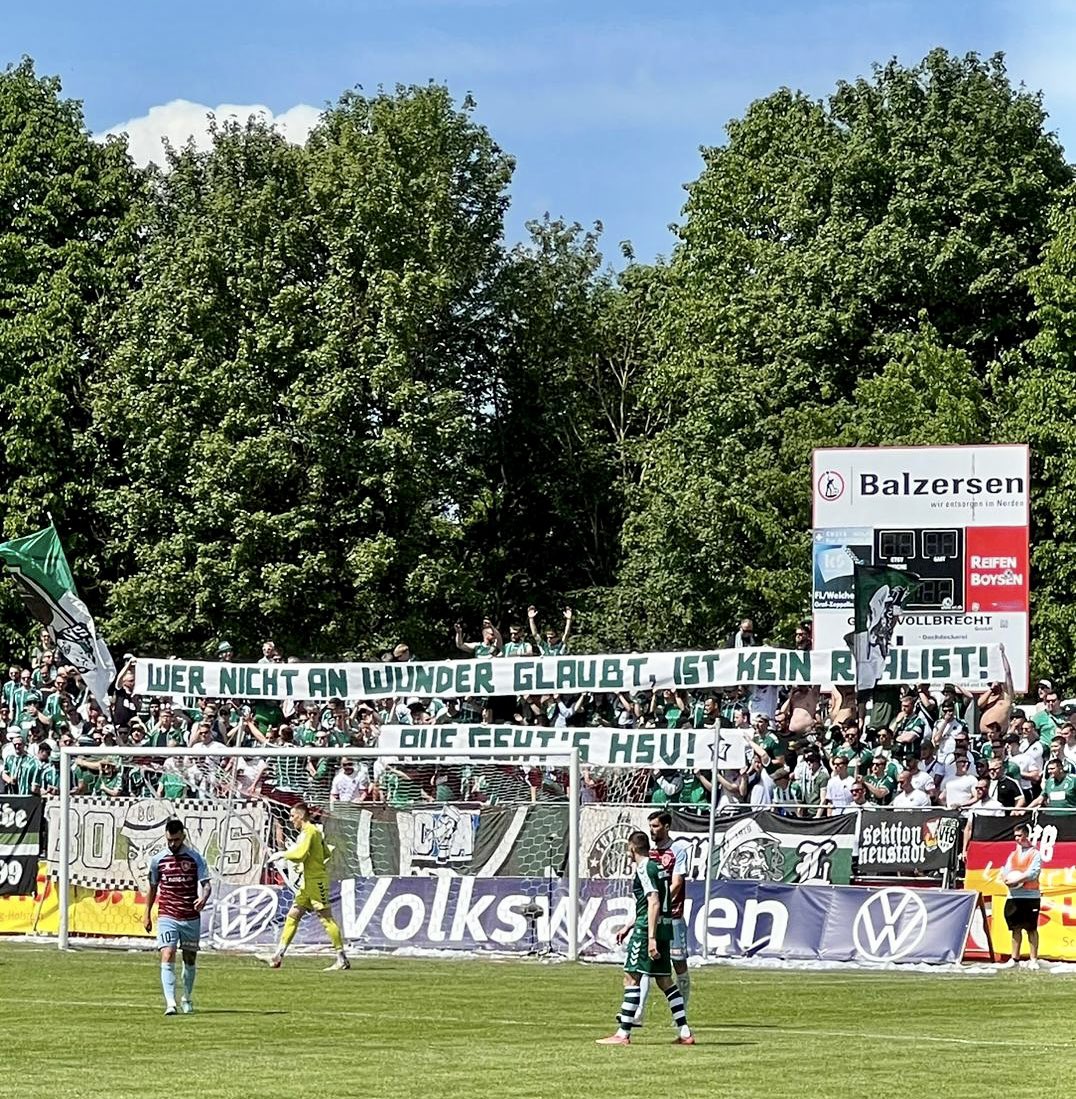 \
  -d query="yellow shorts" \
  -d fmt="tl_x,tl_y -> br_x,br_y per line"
294,879 -> 331,912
